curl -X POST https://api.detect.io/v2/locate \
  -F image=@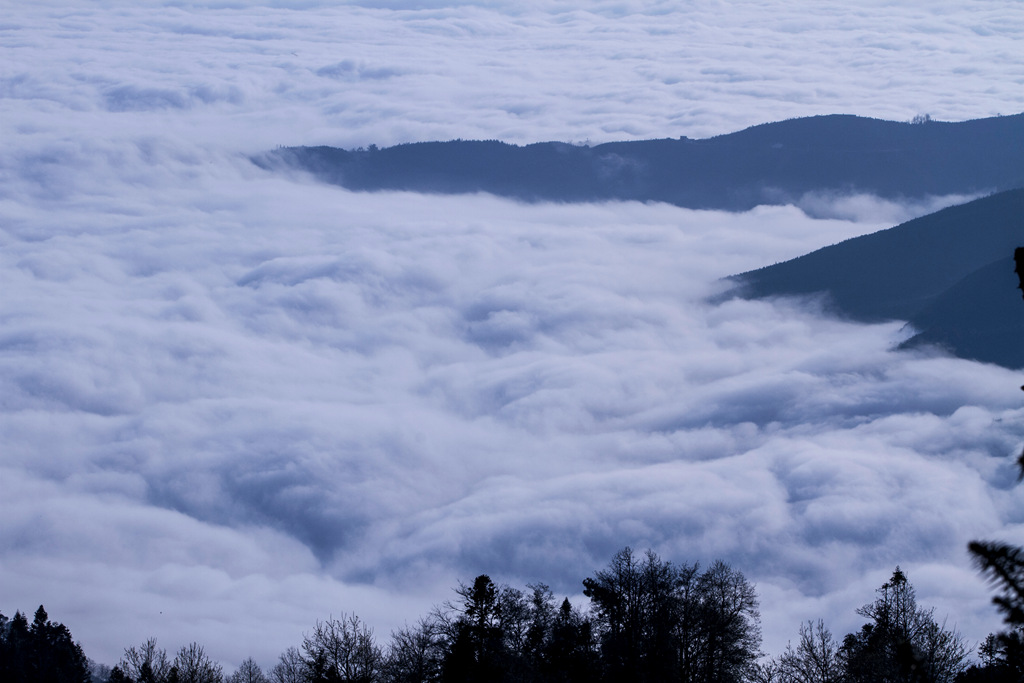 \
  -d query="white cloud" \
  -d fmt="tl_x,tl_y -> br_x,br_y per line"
3,0 -> 1022,152
794,191 -> 988,223
2,0 -> 1023,672
3,149 -> 1022,665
